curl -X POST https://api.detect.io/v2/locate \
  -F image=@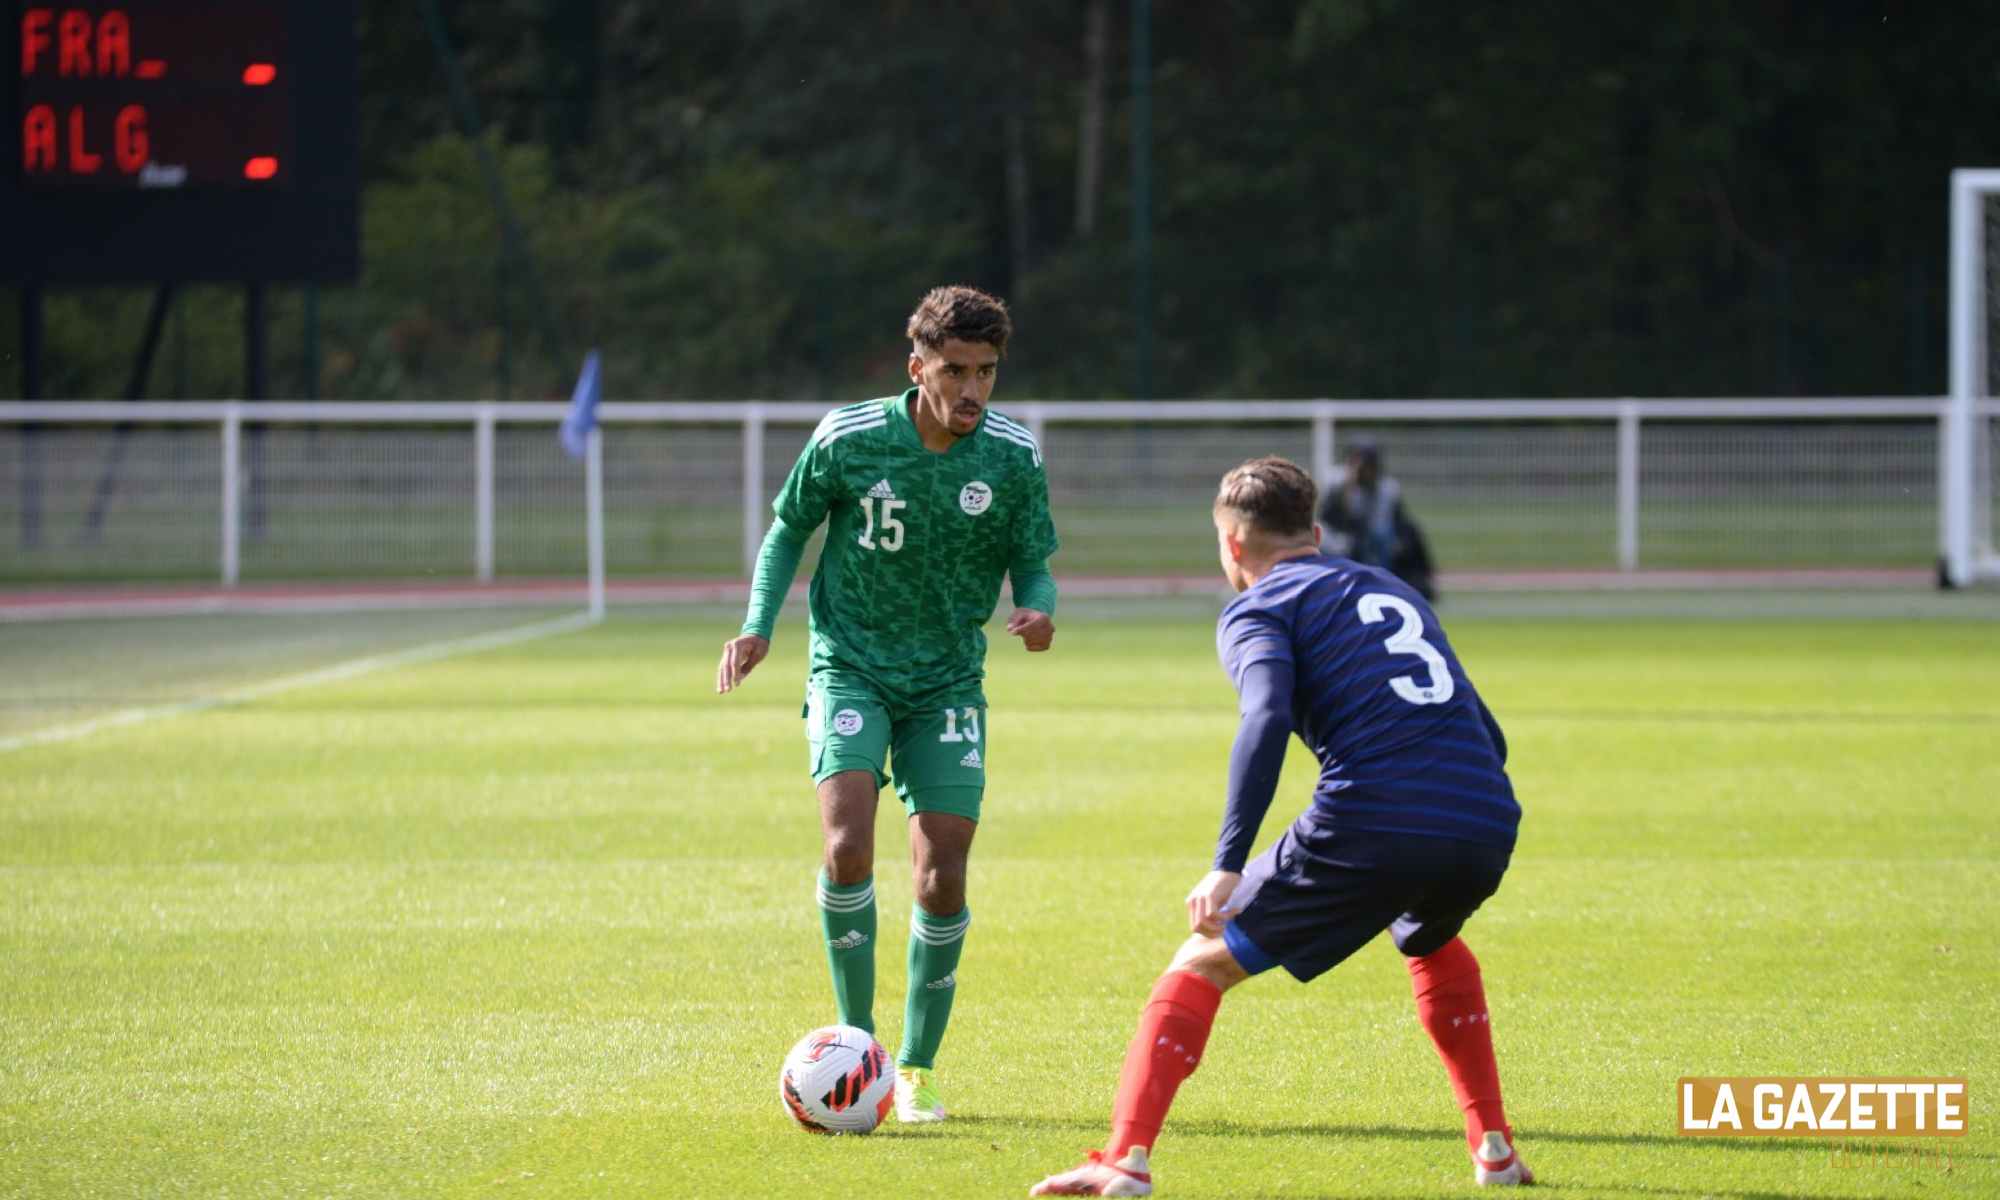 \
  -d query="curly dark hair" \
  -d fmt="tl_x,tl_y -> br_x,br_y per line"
906,285 -> 1013,356
1215,456 -> 1318,538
